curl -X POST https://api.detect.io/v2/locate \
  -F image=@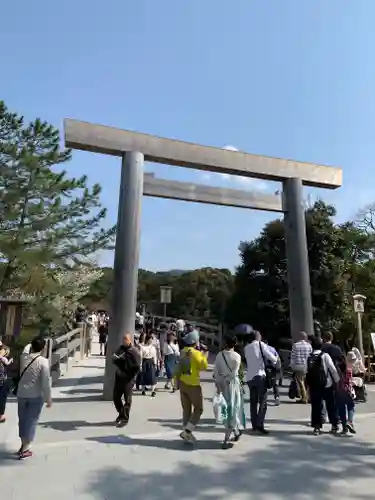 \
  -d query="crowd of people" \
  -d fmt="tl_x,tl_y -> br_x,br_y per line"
0,309 -> 368,458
